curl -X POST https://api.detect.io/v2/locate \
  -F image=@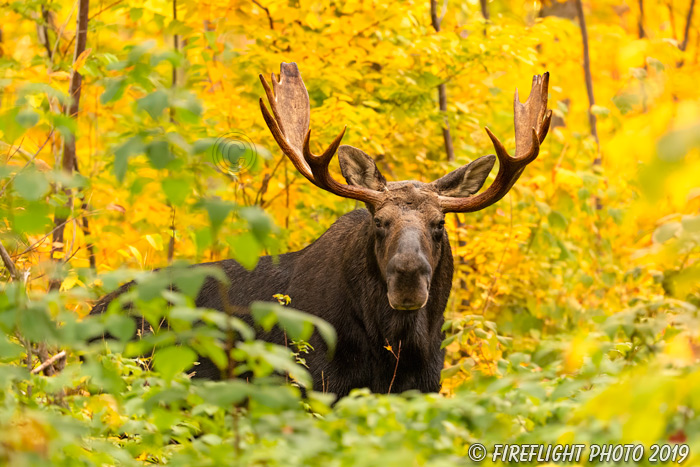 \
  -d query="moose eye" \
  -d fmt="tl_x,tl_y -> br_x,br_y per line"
436,220 -> 445,229
374,218 -> 382,228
